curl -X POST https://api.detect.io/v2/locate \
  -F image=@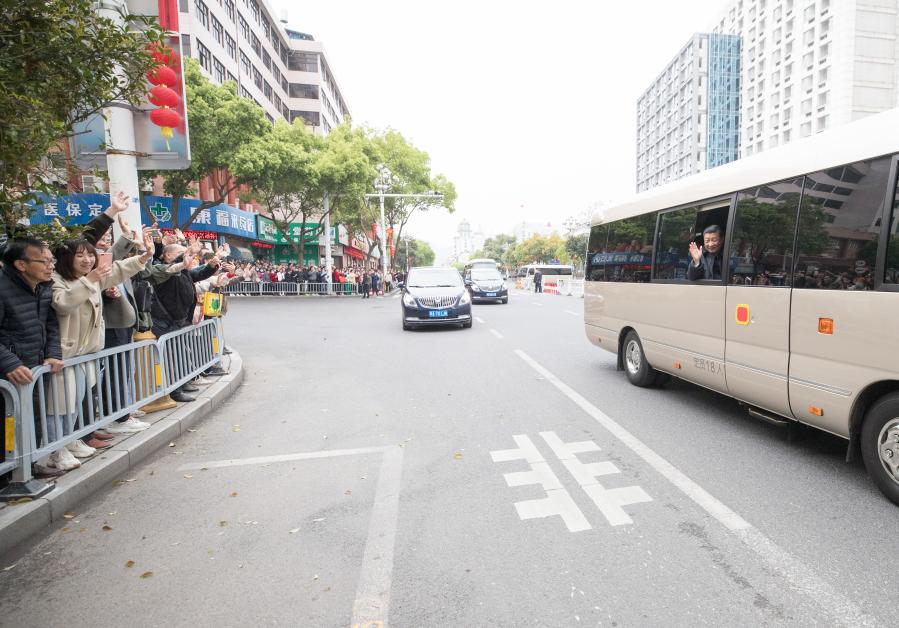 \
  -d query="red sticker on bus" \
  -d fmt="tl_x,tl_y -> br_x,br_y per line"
735,304 -> 750,325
